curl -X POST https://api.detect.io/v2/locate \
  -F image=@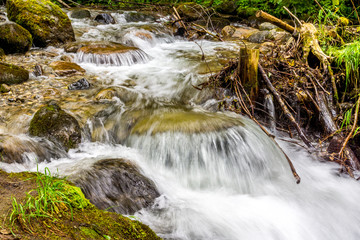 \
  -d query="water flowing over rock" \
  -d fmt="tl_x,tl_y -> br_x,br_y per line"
0,62 -> 29,85
75,42 -> 150,66
6,0 -> 75,47
49,61 -> 85,77
70,9 -> 91,19
94,13 -> 115,24
124,12 -> 157,22
0,134 -> 67,164
0,21 -> 32,54
29,102 -> 81,151
72,158 -> 160,215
